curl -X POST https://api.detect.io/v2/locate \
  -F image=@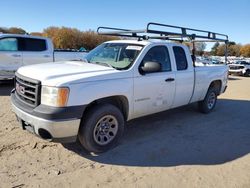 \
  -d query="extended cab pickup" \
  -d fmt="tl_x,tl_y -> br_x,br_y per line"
11,23 -> 229,153
0,34 -> 87,80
